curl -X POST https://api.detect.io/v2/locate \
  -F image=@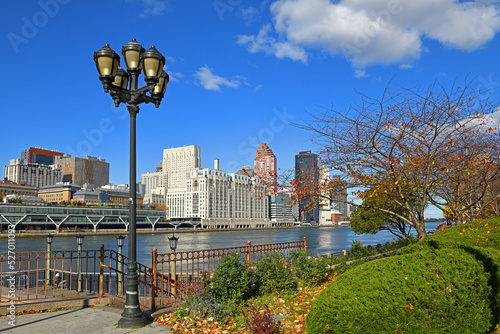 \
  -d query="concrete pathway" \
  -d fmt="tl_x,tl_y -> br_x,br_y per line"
0,306 -> 173,333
